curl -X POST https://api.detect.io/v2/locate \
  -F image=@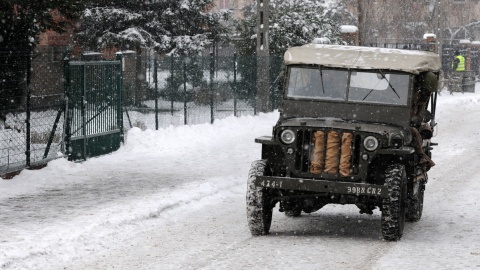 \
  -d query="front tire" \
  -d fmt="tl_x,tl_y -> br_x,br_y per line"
246,160 -> 274,236
381,164 -> 407,241
406,181 -> 425,222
